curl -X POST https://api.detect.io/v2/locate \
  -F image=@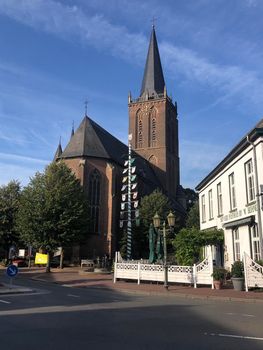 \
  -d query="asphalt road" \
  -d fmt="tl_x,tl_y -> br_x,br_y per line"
0,276 -> 263,350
